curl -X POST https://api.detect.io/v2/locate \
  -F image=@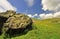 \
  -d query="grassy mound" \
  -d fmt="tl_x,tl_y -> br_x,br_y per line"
0,18 -> 60,39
